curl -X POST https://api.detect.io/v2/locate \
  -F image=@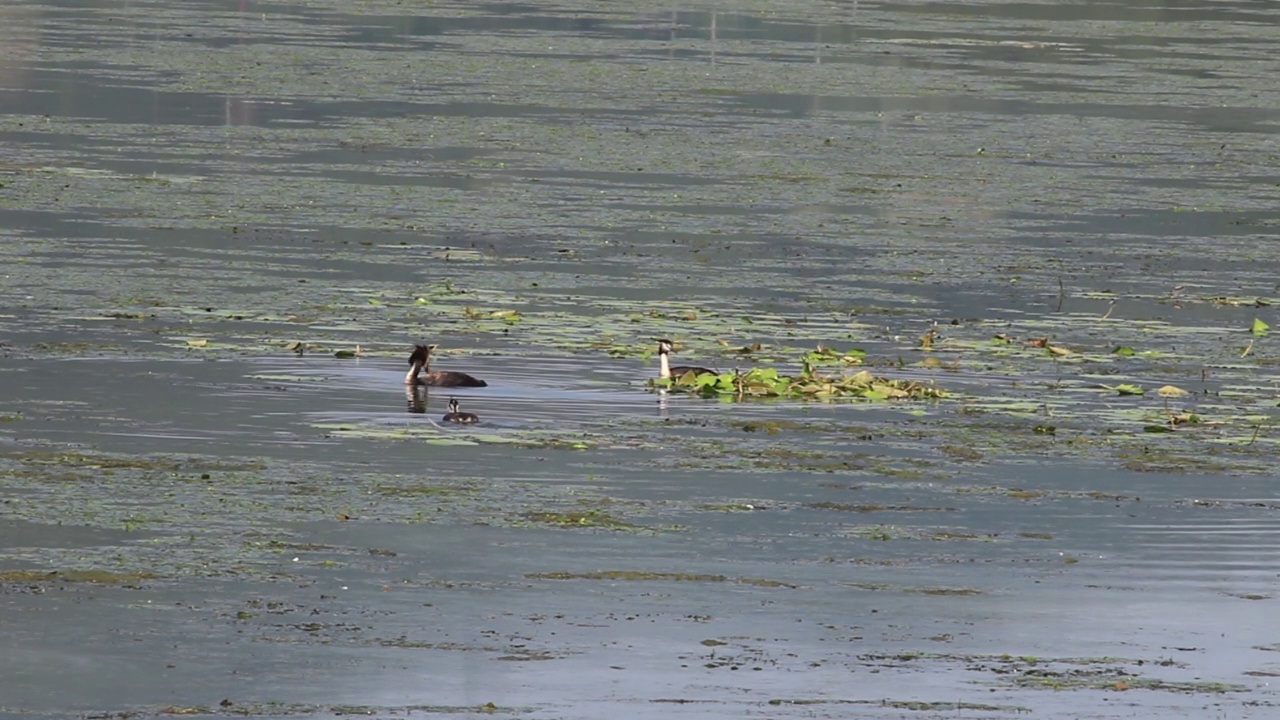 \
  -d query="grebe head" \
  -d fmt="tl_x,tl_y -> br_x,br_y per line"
655,338 -> 675,355
408,344 -> 436,367
448,398 -> 460,413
